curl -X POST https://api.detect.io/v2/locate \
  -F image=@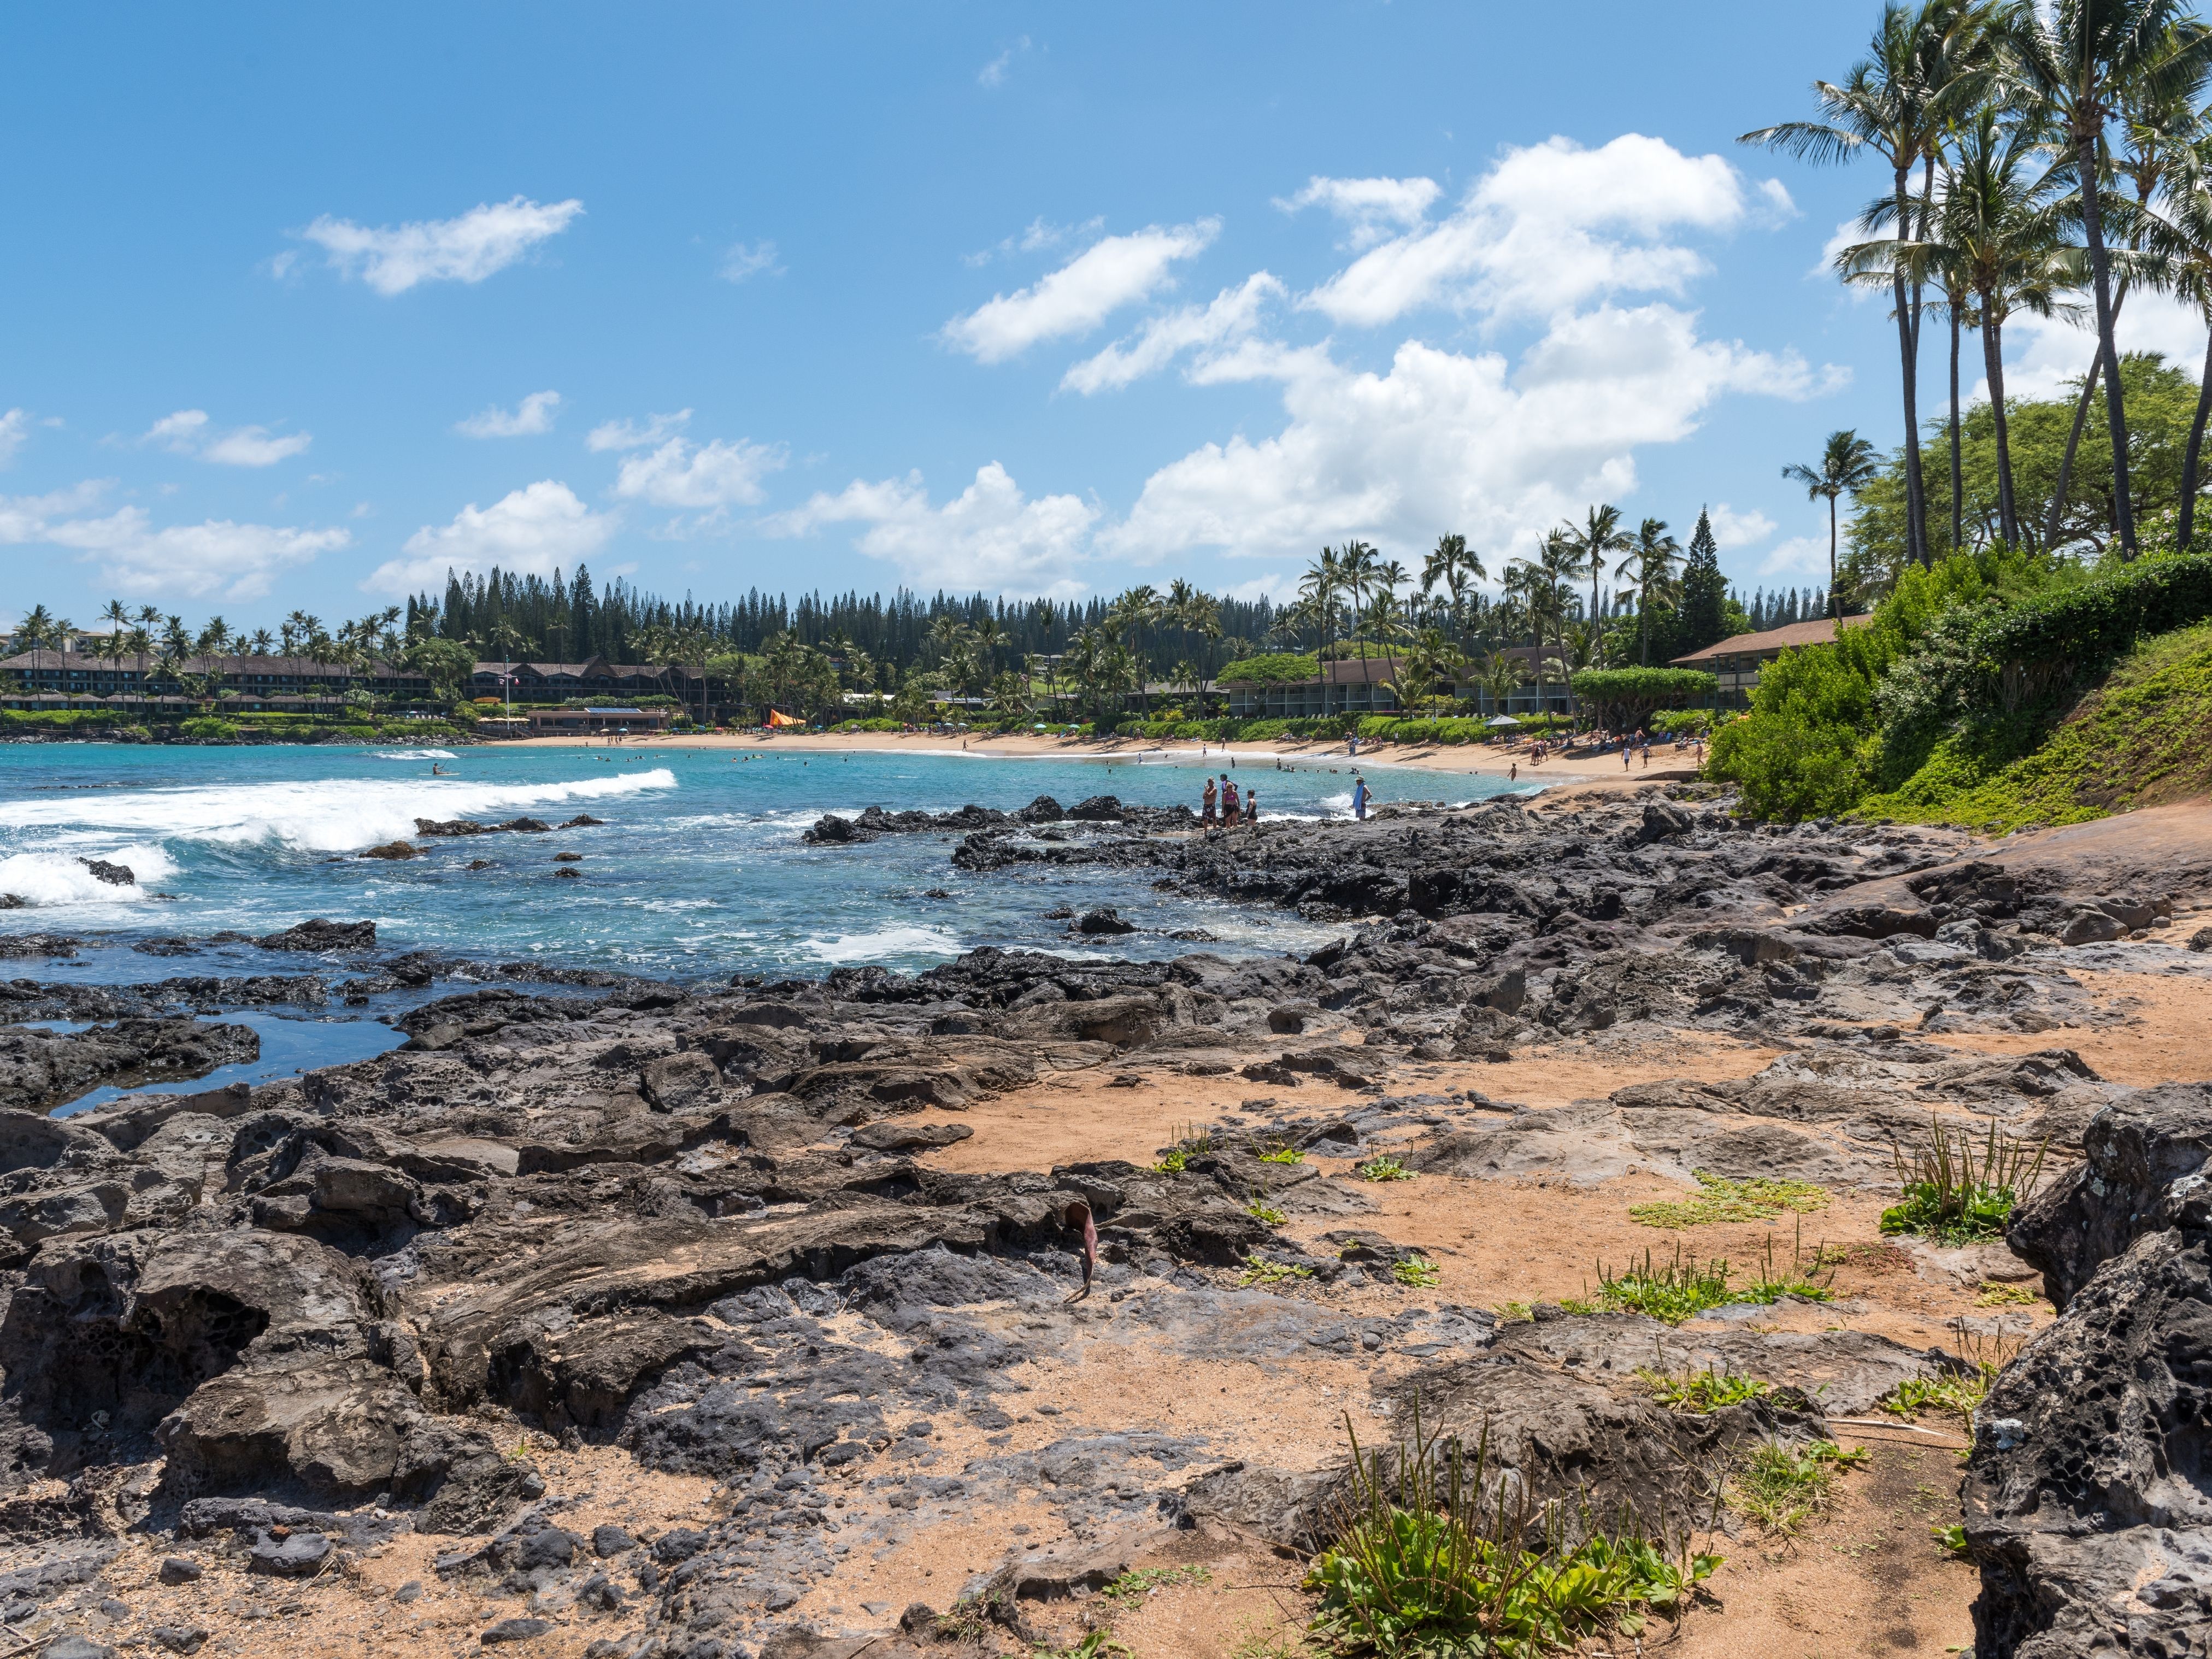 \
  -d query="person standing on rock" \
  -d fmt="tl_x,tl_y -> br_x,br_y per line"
1244,790 -> 1258,827
1352,774 -> 1369,820
1201,776 -> 1217,829
1221,774 -> 1240,822
1064,1201 -> 1098,1300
